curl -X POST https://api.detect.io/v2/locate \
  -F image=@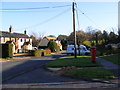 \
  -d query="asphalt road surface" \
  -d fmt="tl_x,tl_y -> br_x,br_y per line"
2,53 -> 66,83
2,53 -> 118,88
